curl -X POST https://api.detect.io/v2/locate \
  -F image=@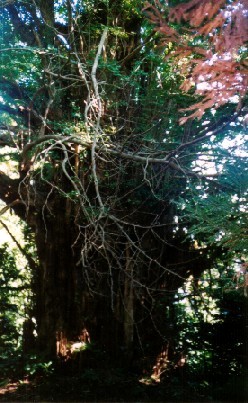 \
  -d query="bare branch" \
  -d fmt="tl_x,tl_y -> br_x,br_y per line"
20,132 -> 220,179
90,28 -> 108,212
